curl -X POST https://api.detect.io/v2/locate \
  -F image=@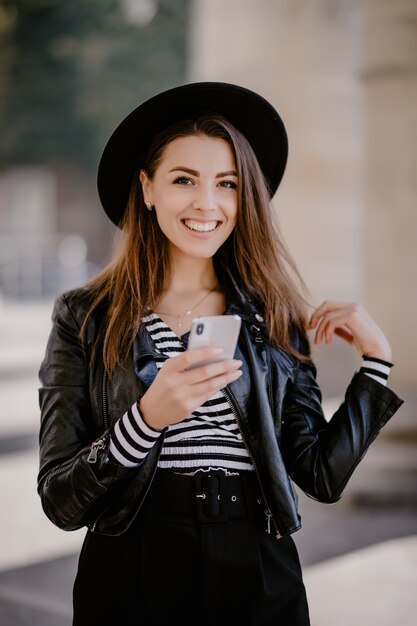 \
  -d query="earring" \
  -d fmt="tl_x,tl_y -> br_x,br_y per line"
146,202 -> 152,211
